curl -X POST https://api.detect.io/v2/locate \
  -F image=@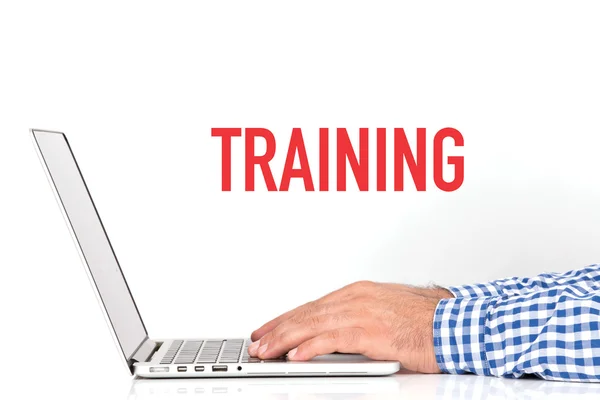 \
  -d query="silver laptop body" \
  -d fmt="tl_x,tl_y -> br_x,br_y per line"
31,129 -> 400,378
